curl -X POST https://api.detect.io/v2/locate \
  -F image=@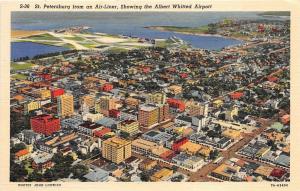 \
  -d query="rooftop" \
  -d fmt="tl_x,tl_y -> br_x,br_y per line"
79,121 -> 102,130
104,137 -> 131,148
139,104 -> 158,112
